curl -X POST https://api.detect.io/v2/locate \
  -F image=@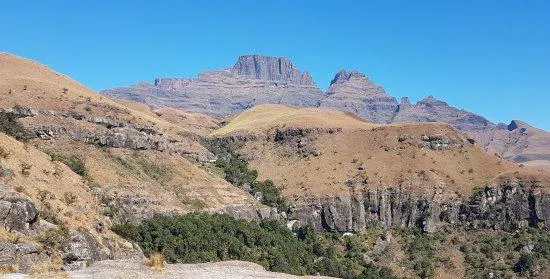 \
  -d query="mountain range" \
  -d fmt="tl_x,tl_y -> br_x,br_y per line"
1,52 -> 549,278
102,55 -> 550,169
